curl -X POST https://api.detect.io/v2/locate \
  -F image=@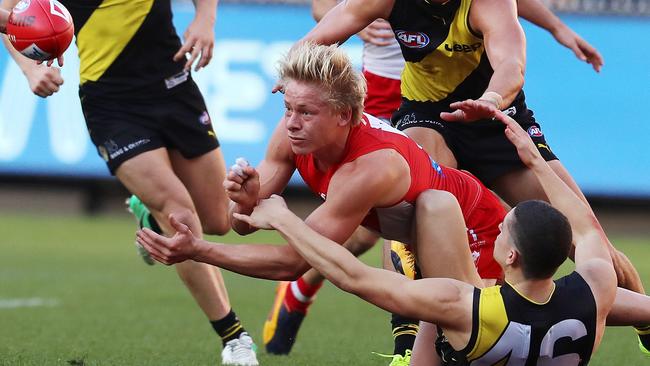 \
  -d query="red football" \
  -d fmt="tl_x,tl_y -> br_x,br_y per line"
6,0 -> 74,61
